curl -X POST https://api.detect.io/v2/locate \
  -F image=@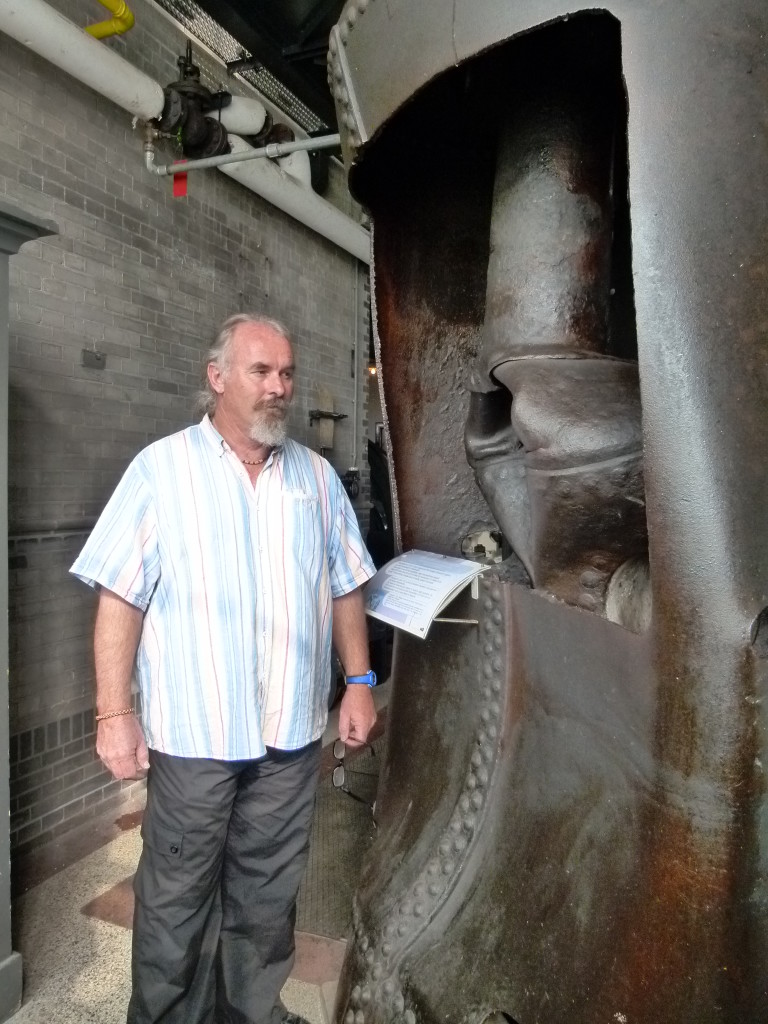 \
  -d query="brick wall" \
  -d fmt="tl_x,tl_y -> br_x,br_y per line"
0,0 -> 370,854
